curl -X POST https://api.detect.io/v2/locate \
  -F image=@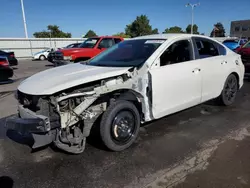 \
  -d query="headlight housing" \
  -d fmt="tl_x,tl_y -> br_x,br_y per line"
63,56 -> 72,60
